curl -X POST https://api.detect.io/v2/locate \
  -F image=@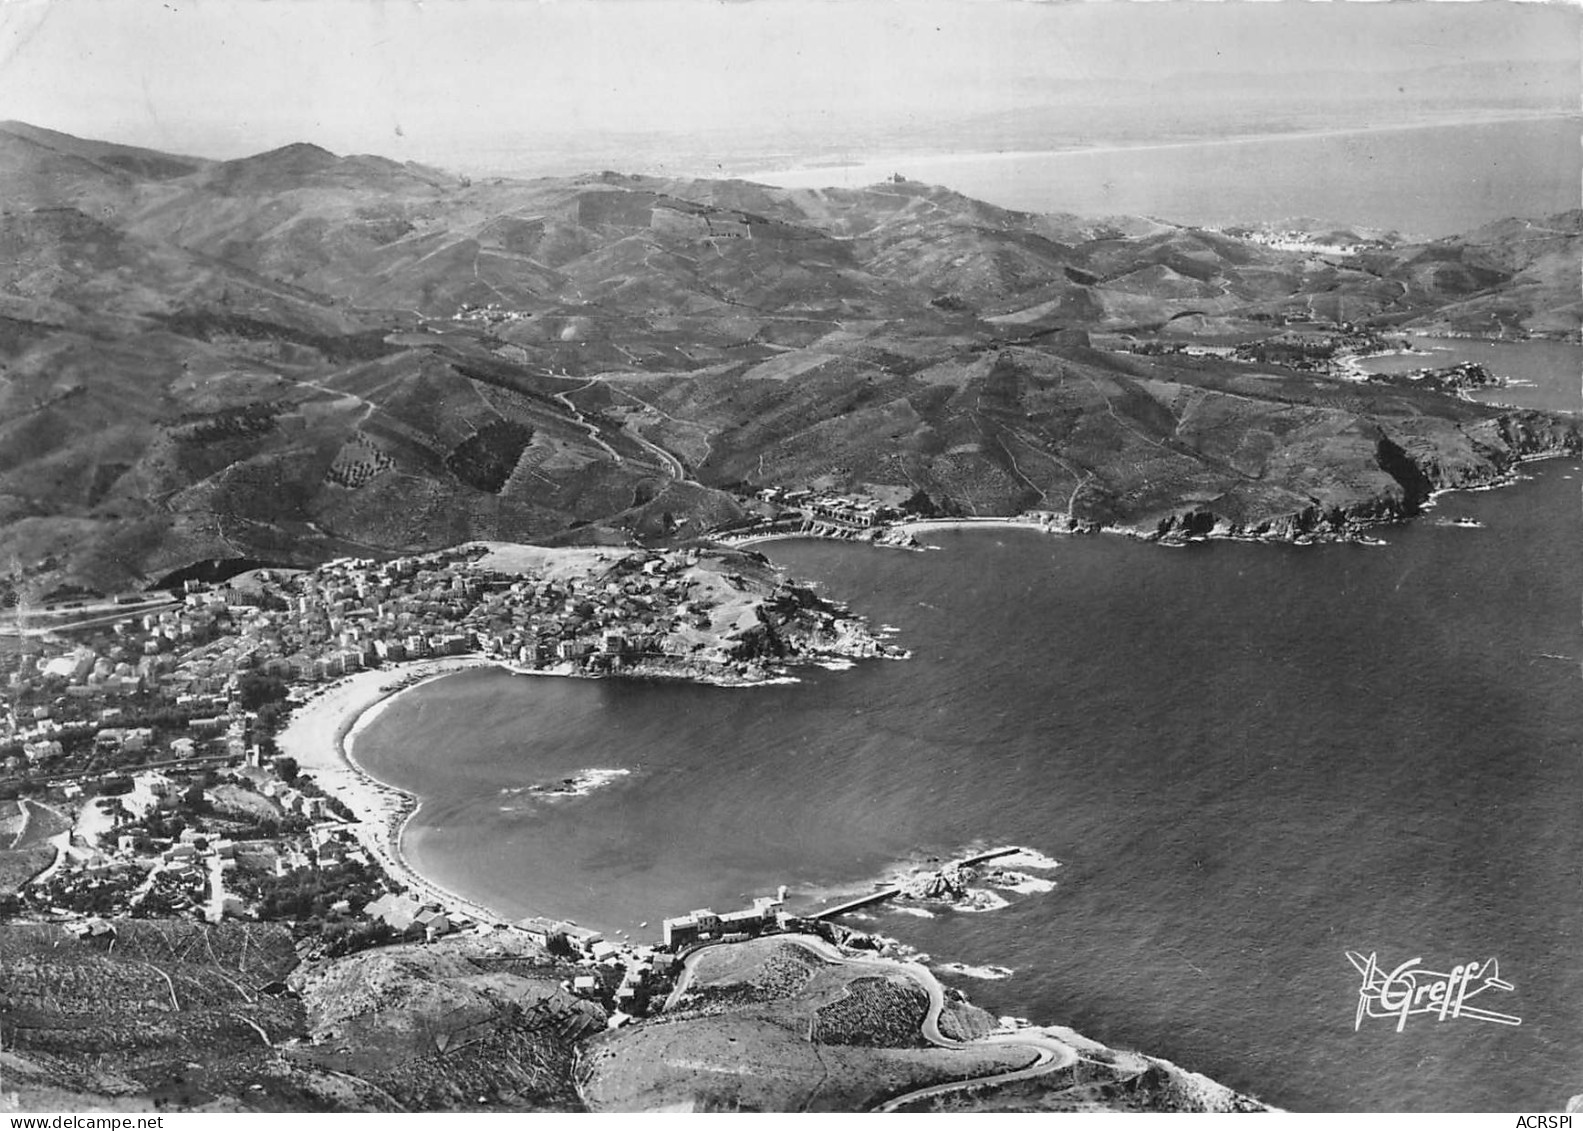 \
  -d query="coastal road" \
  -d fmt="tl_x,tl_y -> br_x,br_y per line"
664,933 -> 1081,1111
